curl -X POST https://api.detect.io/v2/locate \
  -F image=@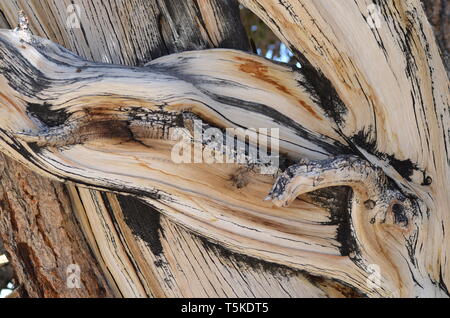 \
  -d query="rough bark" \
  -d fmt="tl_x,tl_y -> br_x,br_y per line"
0,154 -> 113,297
422,0 -> 449,74
0,0 -> 448,298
